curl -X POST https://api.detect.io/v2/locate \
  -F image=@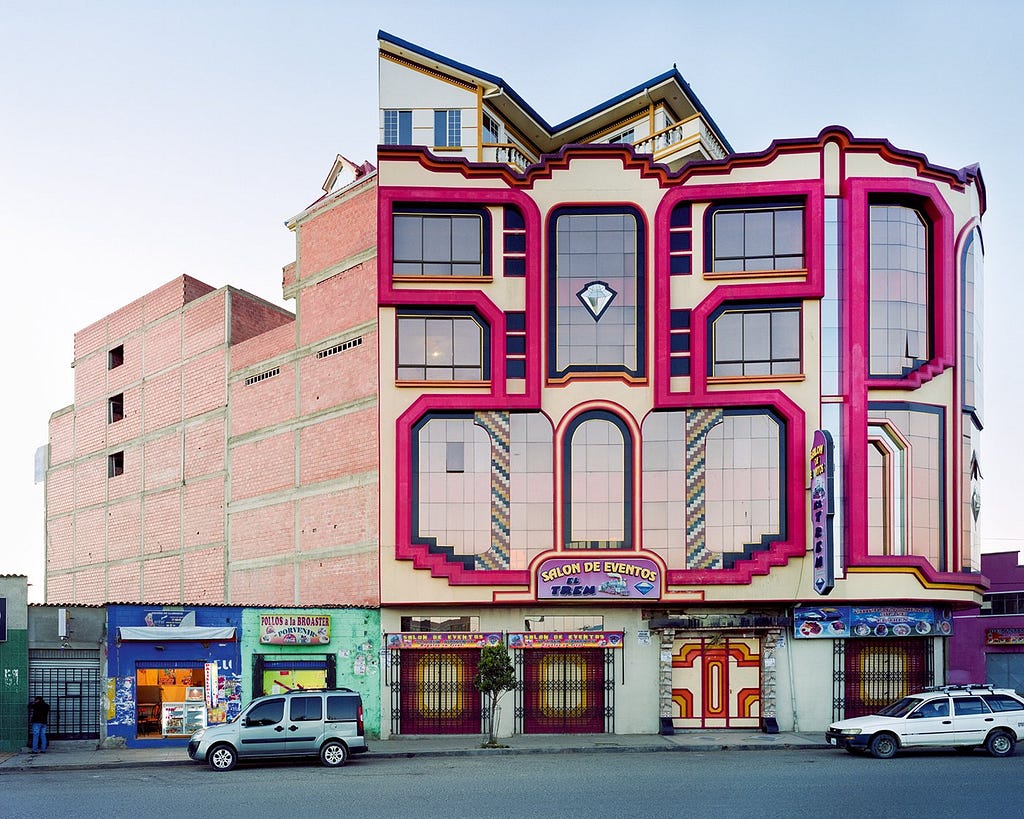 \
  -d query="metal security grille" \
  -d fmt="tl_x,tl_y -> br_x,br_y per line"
390,649 -> 483,735
515,648 -> 614,734
29,650 -> 101,740
832,639 -> 933,720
